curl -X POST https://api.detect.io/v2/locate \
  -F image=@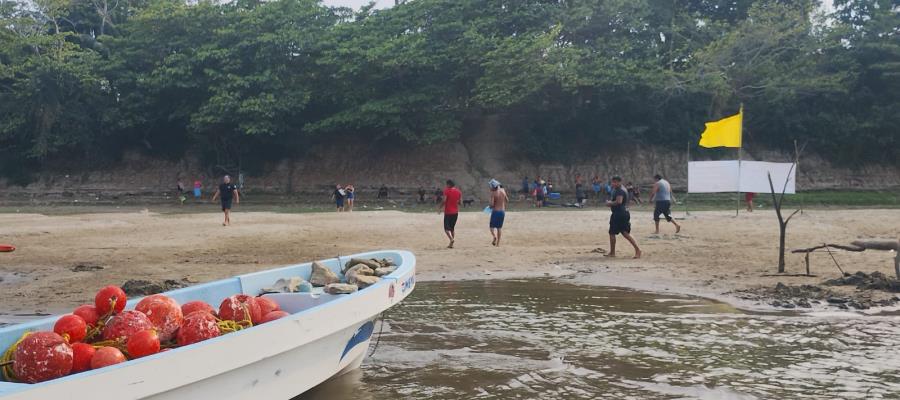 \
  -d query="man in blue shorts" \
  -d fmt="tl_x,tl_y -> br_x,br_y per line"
488,179 -> 509,247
